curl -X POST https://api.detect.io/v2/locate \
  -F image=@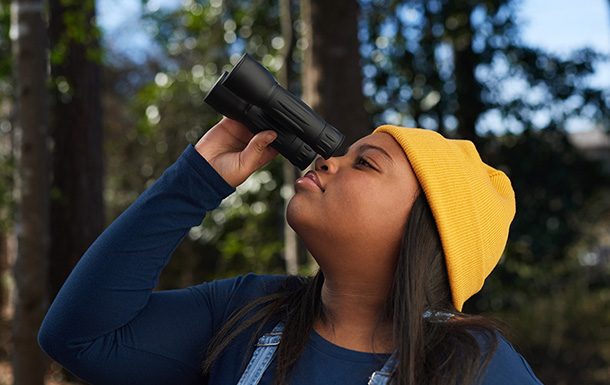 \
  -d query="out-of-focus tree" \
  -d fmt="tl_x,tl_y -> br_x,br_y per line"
46,0 -> 104,382
47,0 -> 104,310
278,0 -> 302,275
0,0 -> 15,361
10,0 -> 50,383
300,0 -> 370,144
